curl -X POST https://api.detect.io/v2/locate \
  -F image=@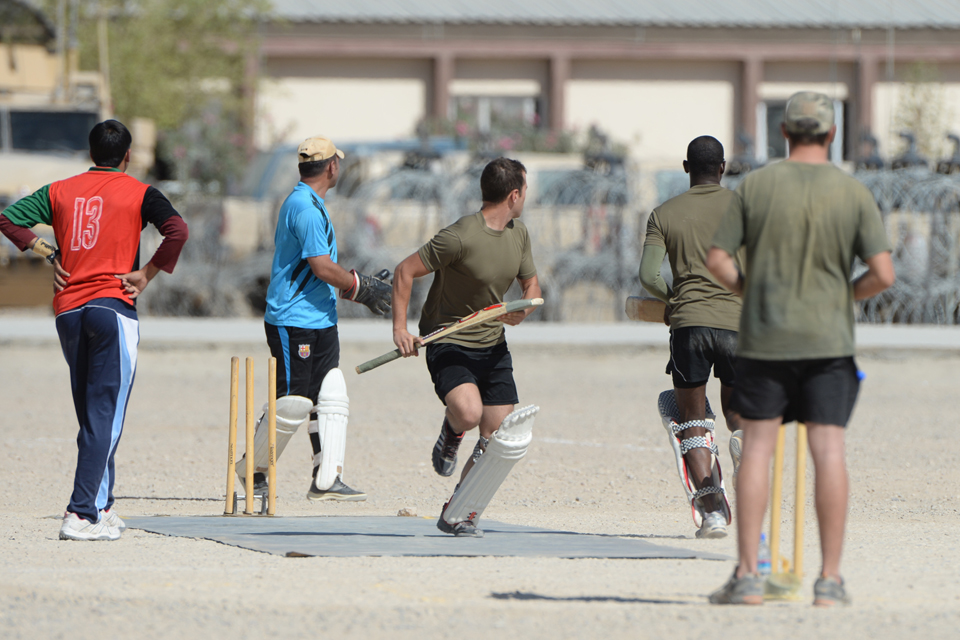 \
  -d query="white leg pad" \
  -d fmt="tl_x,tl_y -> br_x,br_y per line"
236,395 -> 313,479
442,405 -> 538,525
657,389 -> 731,527
313,368 -> 349,491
